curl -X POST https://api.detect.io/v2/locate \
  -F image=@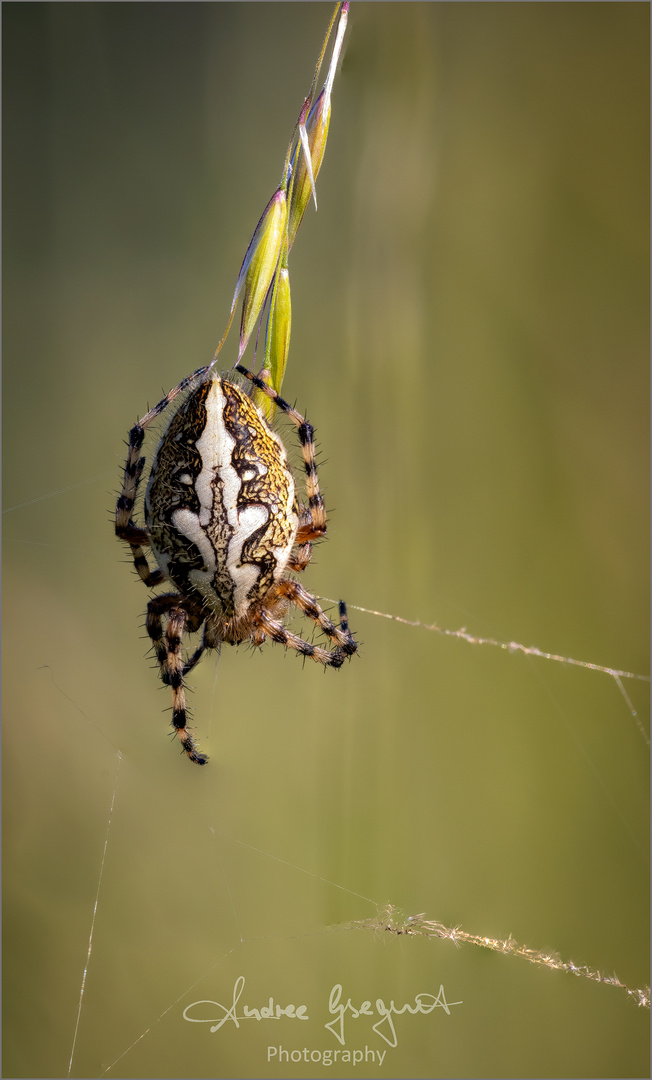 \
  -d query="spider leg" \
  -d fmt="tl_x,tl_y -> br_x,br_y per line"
115,447 -> 165,587
183,641 -> 206,677
271,581 -> 357,654
145,593 -> 208,765
286,541 -> 312,573
257,598 -> 356,668
115,364 -> 210,586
